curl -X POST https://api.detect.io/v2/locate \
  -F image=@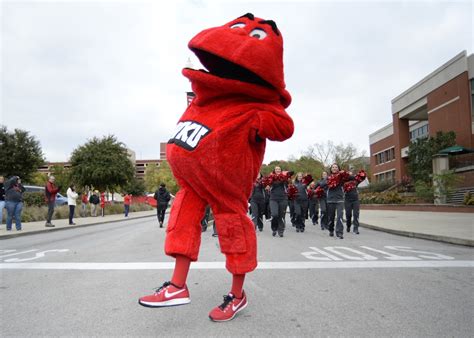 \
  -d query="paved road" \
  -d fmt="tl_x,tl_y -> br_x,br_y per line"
1,216 -> 473,337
